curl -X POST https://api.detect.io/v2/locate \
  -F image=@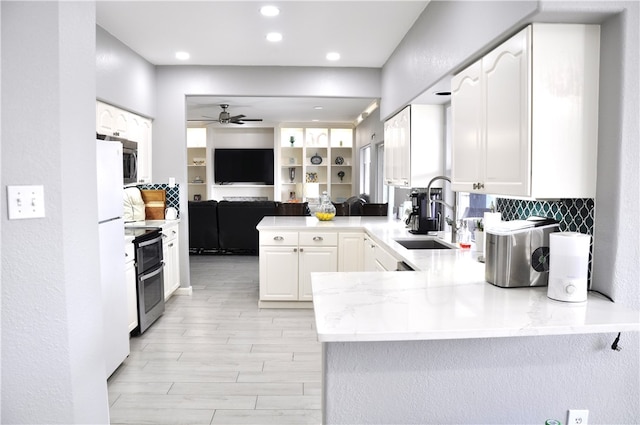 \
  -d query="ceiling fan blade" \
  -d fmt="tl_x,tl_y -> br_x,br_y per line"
232,121 -> 245,125
187,119 -> 219,122
239,118 -> 263,122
